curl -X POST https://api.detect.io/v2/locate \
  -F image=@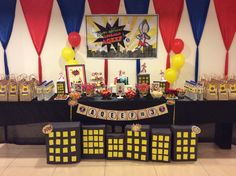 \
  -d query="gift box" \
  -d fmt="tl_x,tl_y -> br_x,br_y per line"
0,79 -> 8,101
82,125 -> 106,159
8,79 -> 18,102
106,133 -> 125,160
45,122 -> 81,164
171,125 -> 199,161
151,128 -> 171,162
125,125 -> 150,161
